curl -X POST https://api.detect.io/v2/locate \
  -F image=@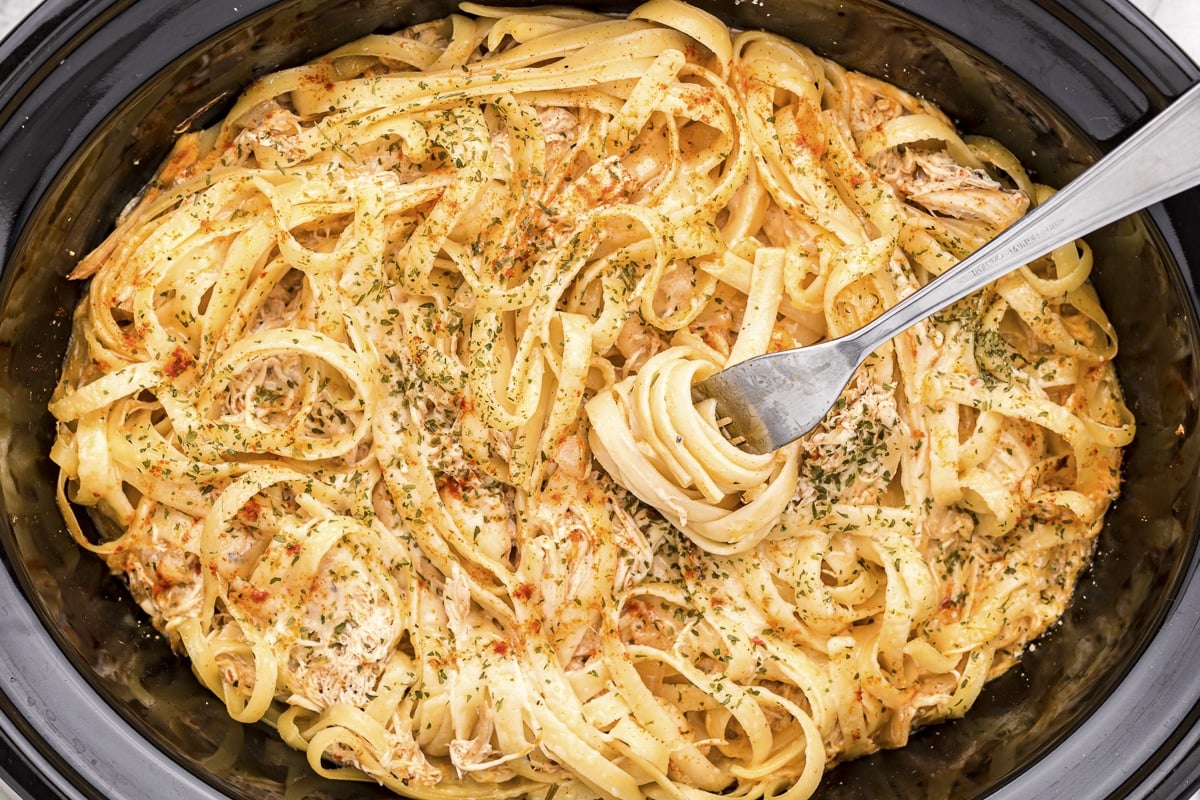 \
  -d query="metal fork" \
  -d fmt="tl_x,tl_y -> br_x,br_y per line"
692,81 -> 1200,454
